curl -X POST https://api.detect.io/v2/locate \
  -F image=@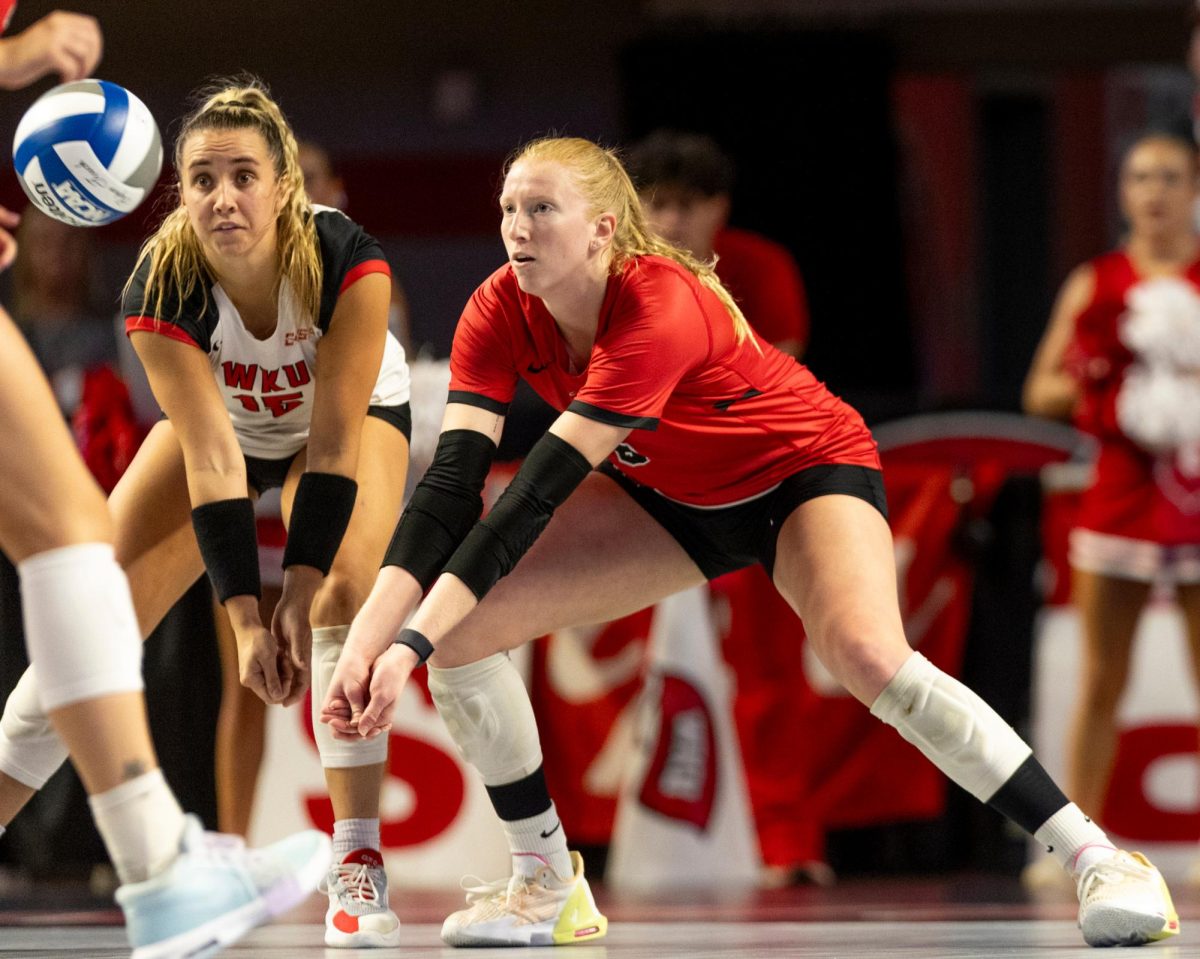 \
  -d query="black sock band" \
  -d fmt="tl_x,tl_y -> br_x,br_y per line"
485,765 -> 553,822
986,754 -> 1070,834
